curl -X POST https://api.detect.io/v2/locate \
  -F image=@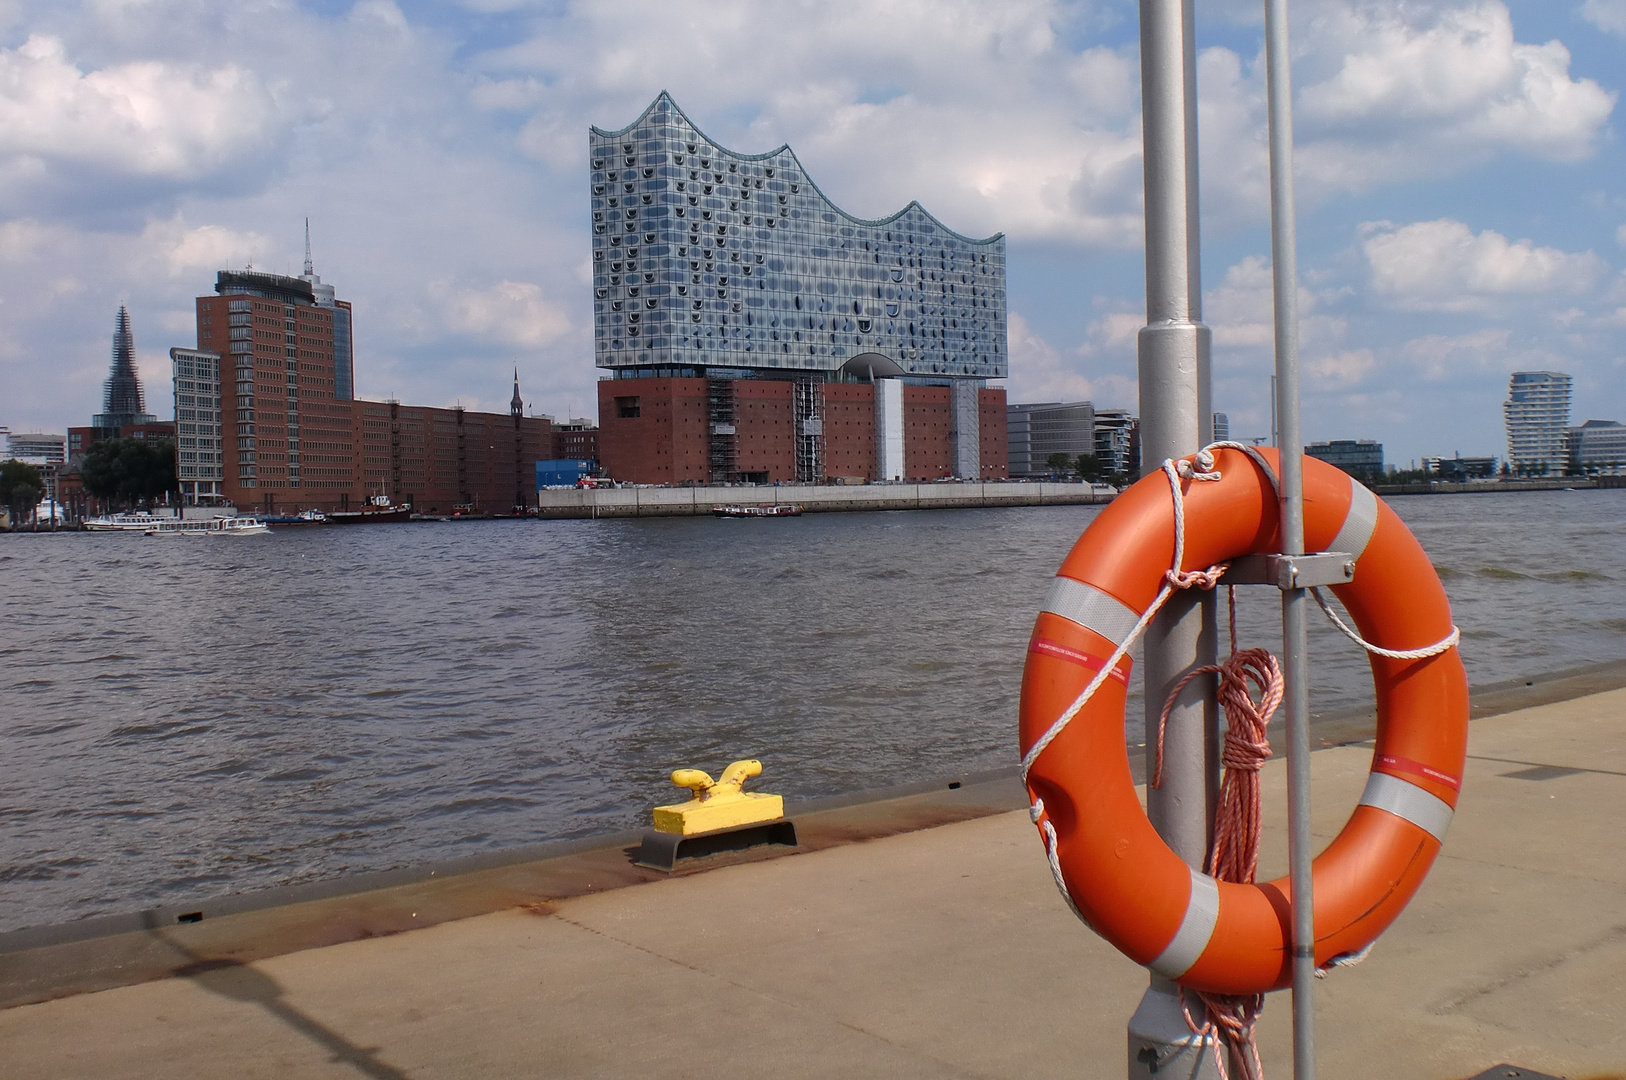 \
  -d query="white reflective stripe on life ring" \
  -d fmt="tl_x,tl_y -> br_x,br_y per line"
1358,772 -> 1454,843
1329,479 -> 1379,561
1042,576 -> 1140,644
1148,866 -> 1221,980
